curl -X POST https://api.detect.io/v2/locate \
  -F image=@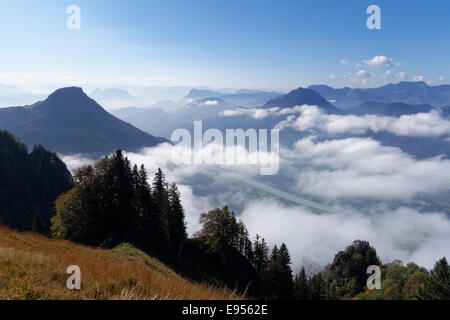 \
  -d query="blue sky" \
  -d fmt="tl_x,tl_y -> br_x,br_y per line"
0,0 -> 449,91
